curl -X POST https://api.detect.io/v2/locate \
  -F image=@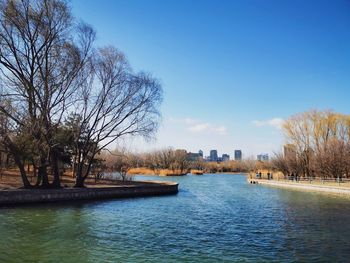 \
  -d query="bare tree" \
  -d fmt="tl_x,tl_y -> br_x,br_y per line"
242,157 -> 257,173
0,0 -> 94,188
100,148 -> 138,181
282,110 -> 350,180
271,152 -> 289,178
71,47 -> 162,187
170,149 -> 188,175
316,138 -> 348,181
